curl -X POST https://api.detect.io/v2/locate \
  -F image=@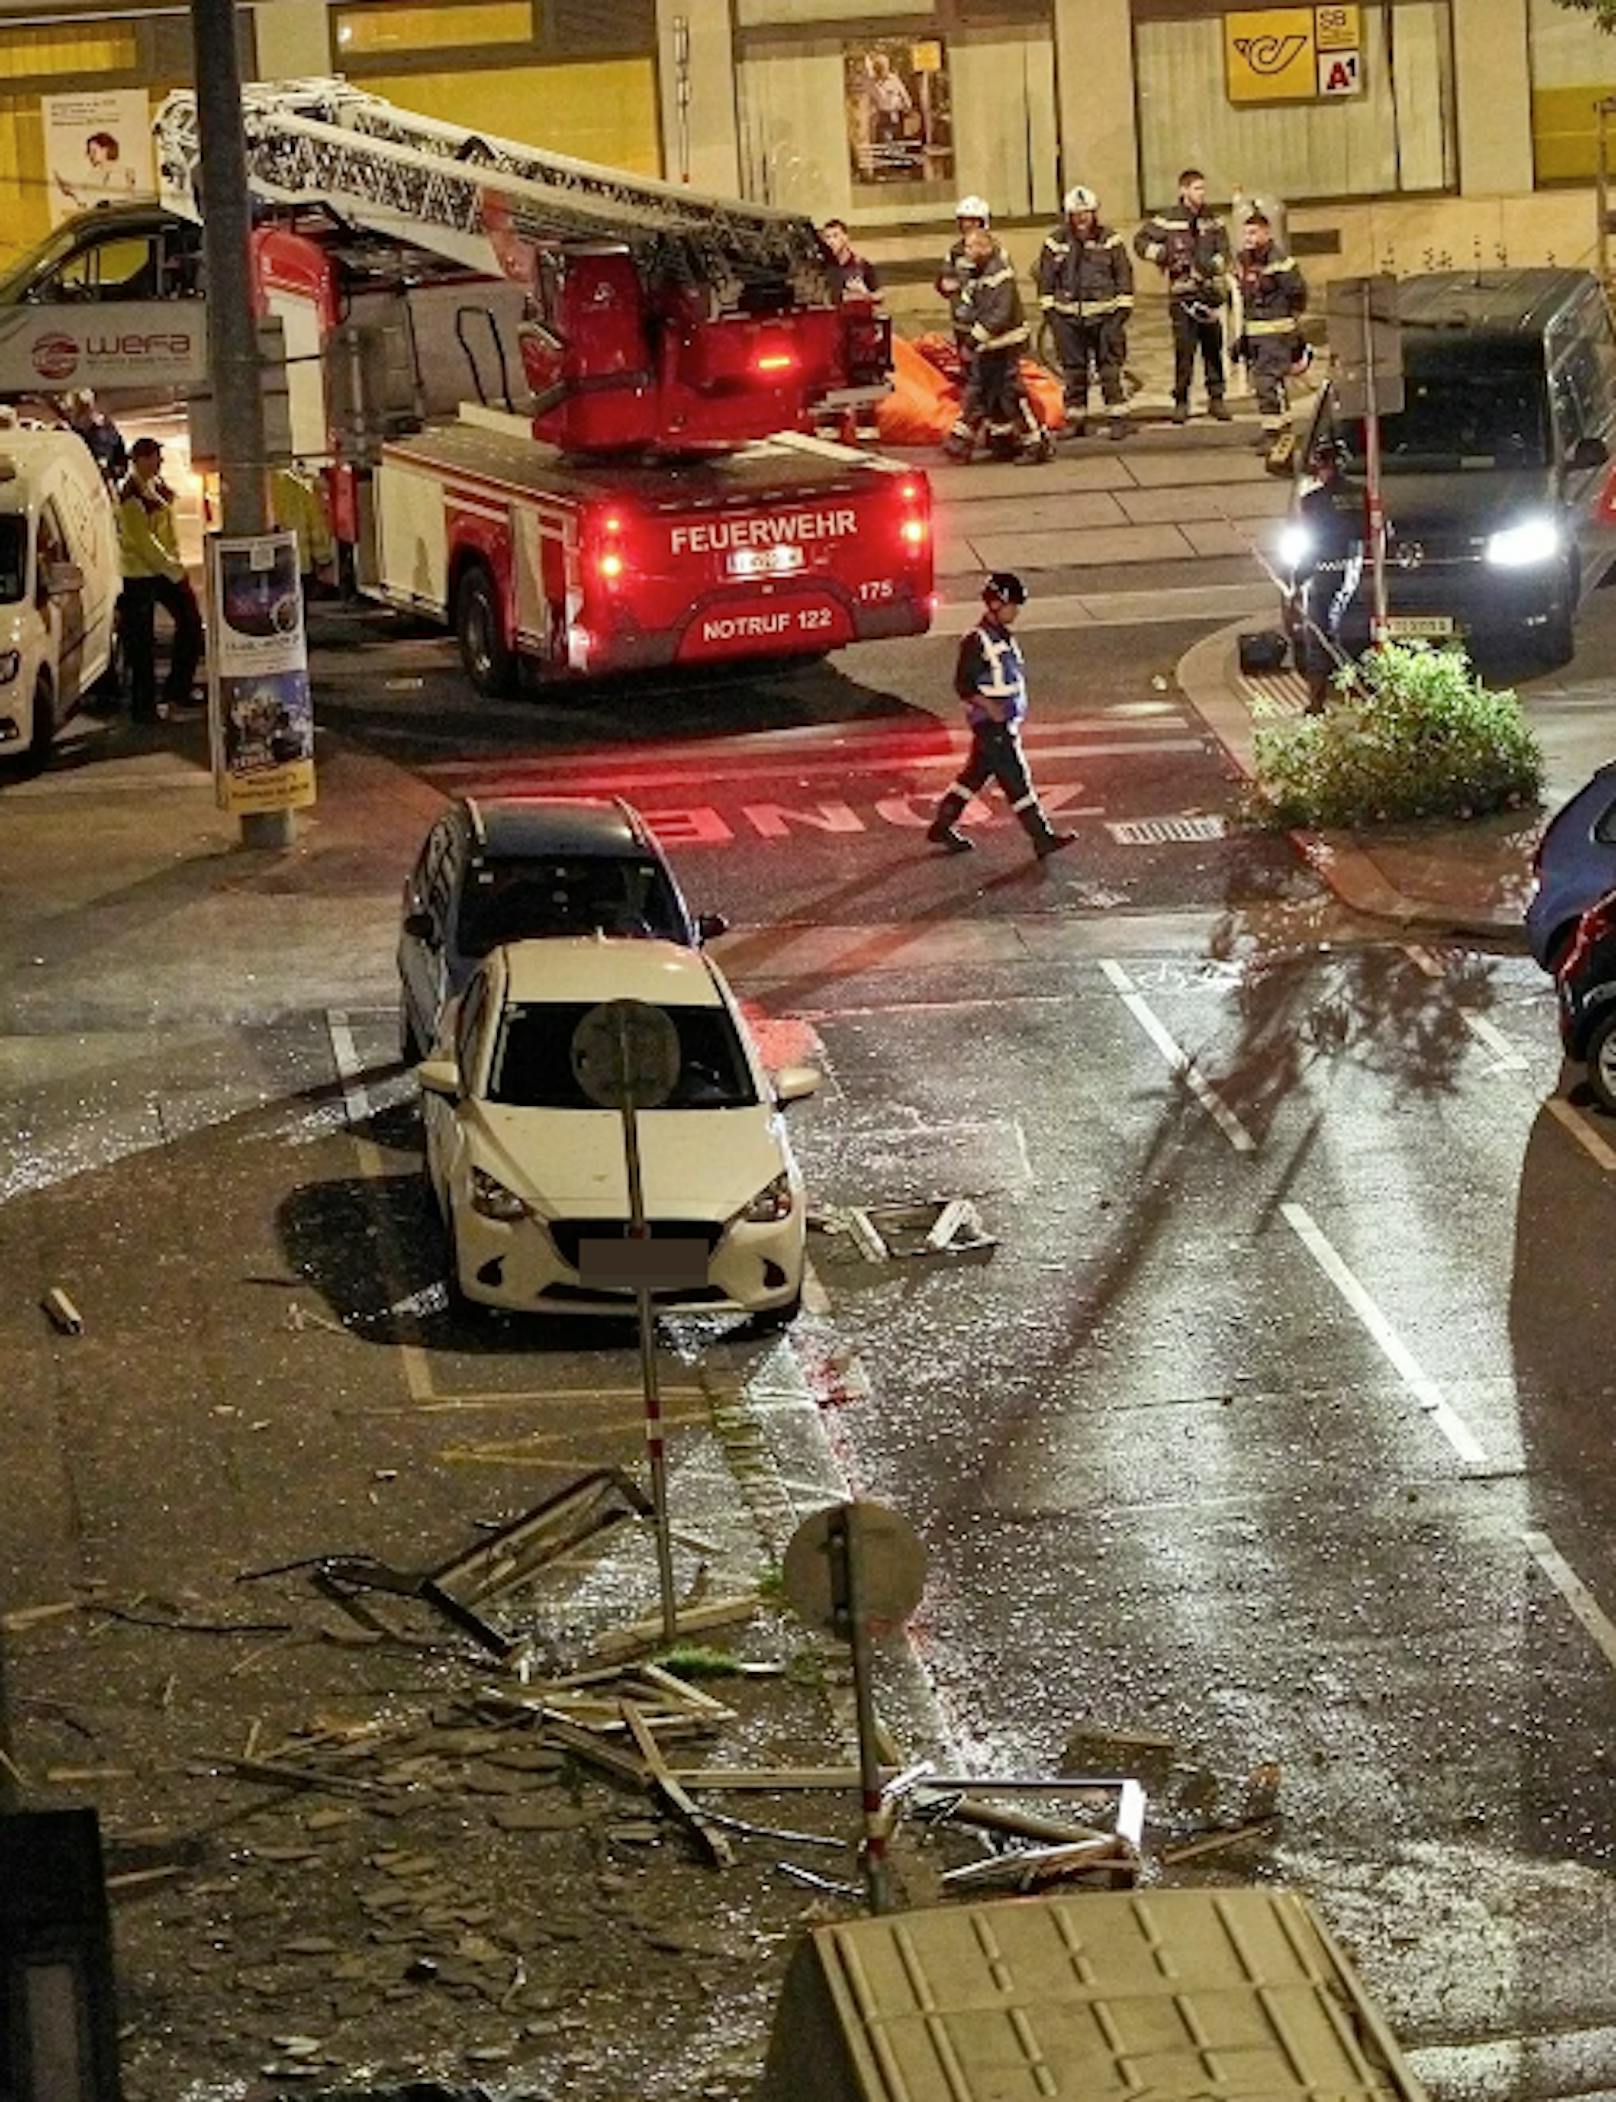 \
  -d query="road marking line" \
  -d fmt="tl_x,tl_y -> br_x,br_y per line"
1523,1530 -> 1616,1675
802,1254 -> 830,1317
1280,1200 -> 1488,1464
1461,1013 -> 1530,1072
1401,943 -> 1444,979
1098,958 -> 1256,1153
327,1007 -> 435,1405
1548,1096 -> 1616,1173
